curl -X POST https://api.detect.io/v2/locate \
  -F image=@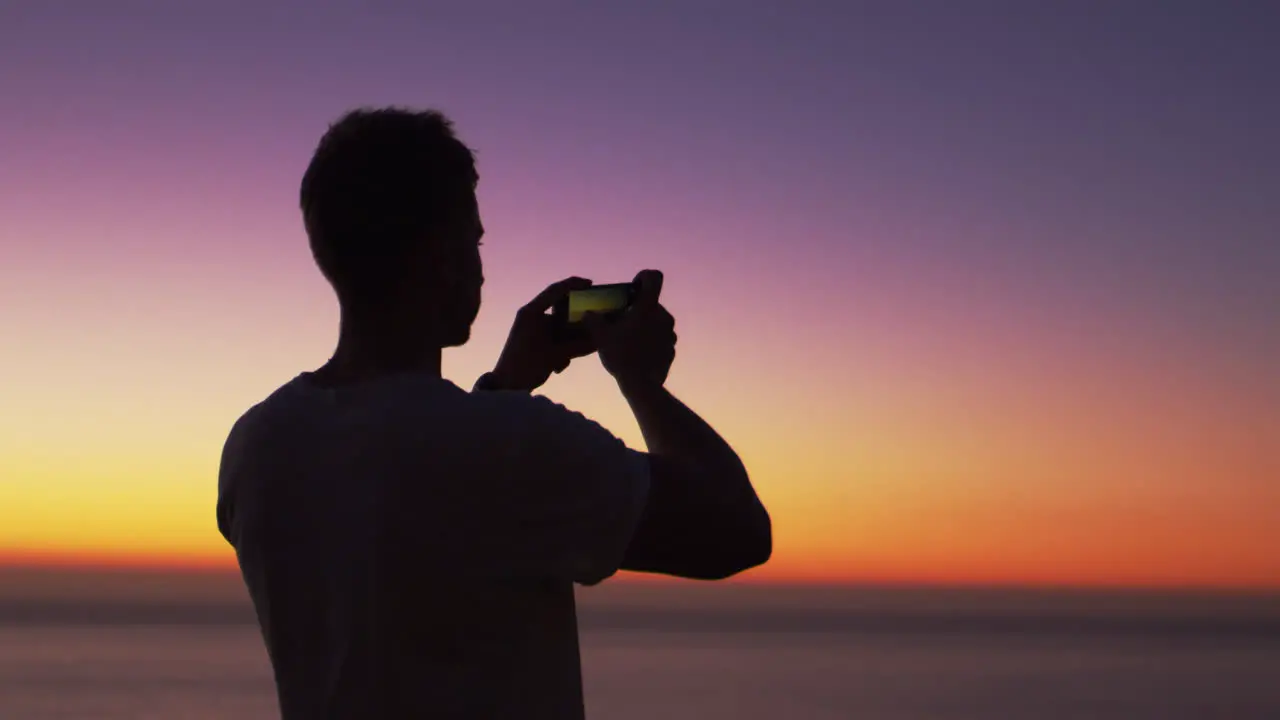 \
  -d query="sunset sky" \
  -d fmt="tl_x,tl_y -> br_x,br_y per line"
1,2 -> 1276,589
